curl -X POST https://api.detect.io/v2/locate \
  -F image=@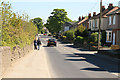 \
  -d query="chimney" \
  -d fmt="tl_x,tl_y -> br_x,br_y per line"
82,16 -> 85,20
93,12 -> 96,16
109,3 -> 113,6
78,16 -> 81,21
88,13 -> 91,18
108,3 -> 114,10
102,6 -> 105,12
